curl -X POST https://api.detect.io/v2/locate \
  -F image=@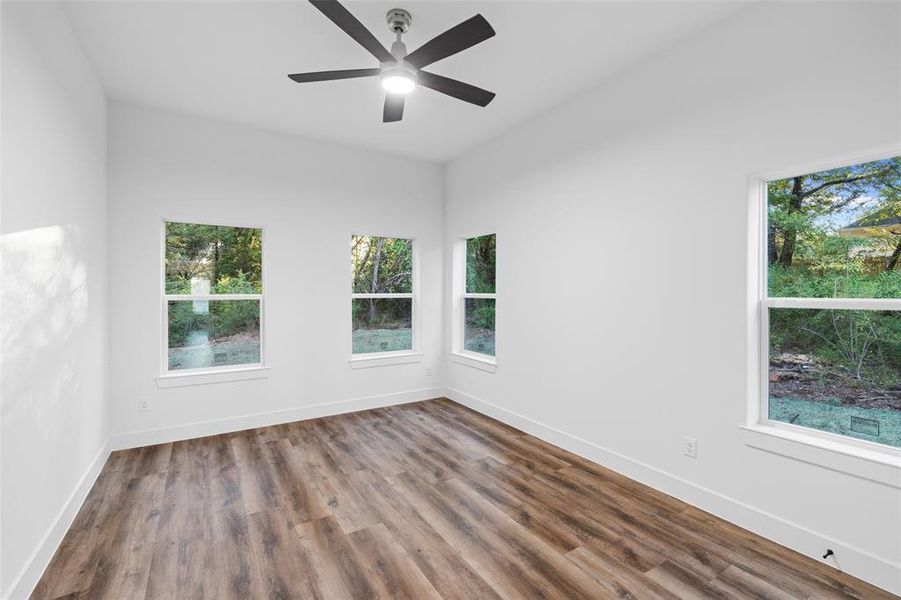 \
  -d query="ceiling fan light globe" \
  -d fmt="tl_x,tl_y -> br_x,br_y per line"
381,74 -> 415,95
